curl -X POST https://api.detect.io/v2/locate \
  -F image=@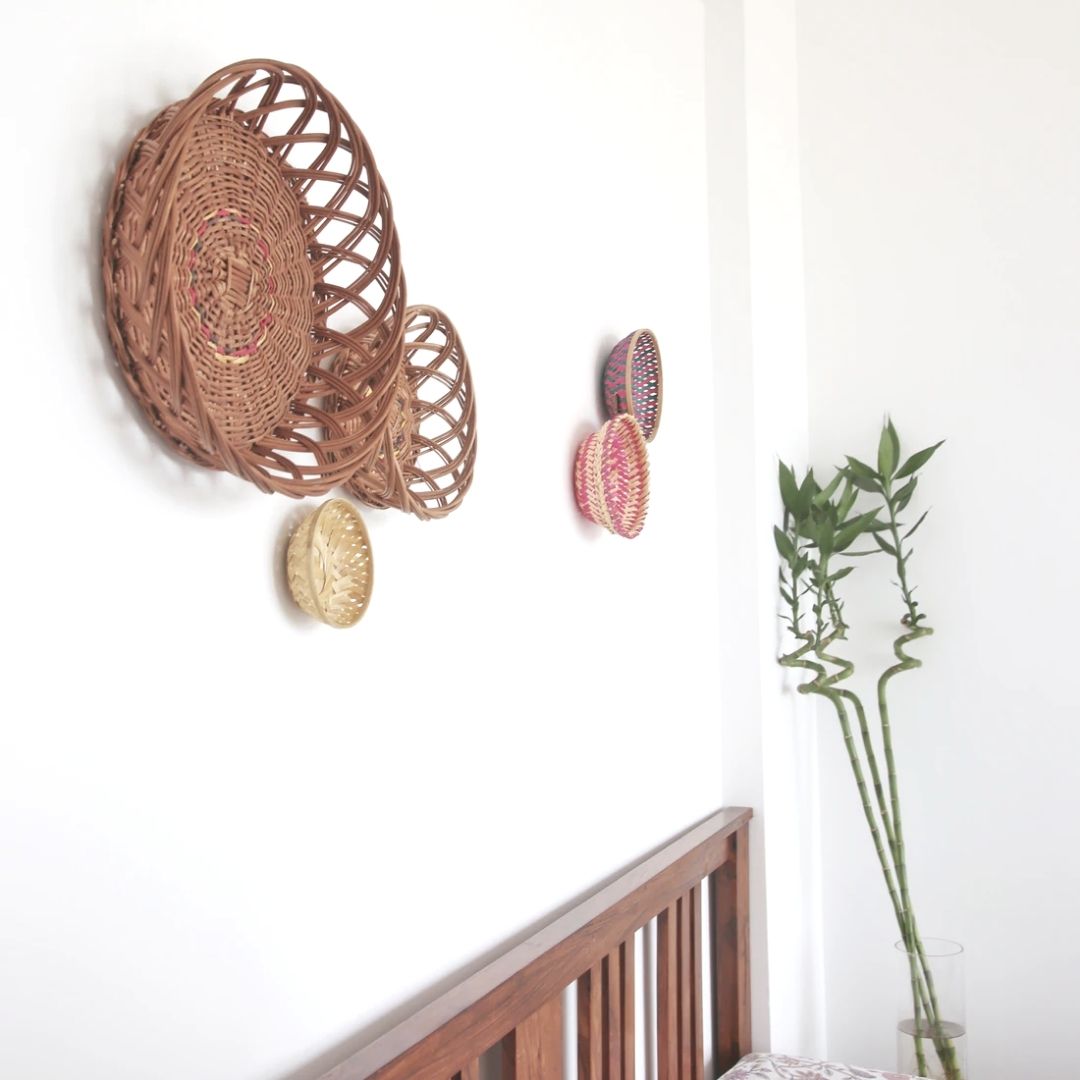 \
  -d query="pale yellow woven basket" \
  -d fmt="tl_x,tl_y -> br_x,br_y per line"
286,499 -> 374,627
